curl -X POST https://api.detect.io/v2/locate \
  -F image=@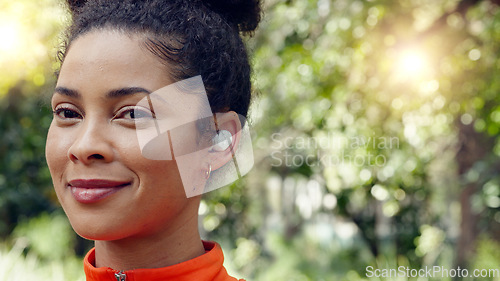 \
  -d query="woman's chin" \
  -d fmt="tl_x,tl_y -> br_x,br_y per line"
75,229 -> 124,242
69,219 -> 129,242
